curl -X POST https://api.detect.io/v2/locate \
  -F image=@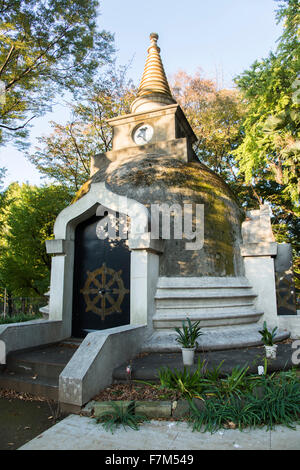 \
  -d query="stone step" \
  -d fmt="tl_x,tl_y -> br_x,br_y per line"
153,309 -> 263,328
113,343 -> 295,383
156,296 -> 256,309
0,371 -> 59,400
6,356 -> 66,380
157,276 -> 252,289
0,340 -> 79,401
142,324 -> 290,352
155,303 -> 257,315
155,287 -> 256,299
5,343 -> 76,379
155,277 -> 258,313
